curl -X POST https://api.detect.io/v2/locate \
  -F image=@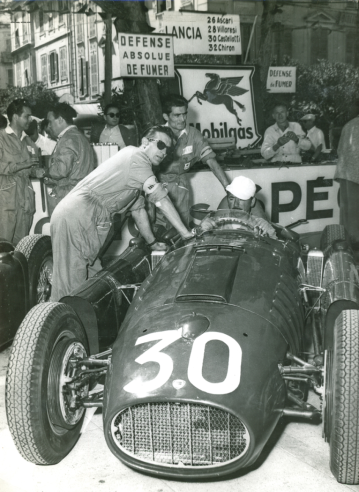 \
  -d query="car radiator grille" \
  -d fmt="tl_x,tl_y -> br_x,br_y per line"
111,402 -> 250,467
